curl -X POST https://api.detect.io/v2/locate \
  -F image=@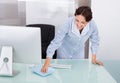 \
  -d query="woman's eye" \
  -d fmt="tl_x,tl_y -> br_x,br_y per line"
75,19 -> 79,22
